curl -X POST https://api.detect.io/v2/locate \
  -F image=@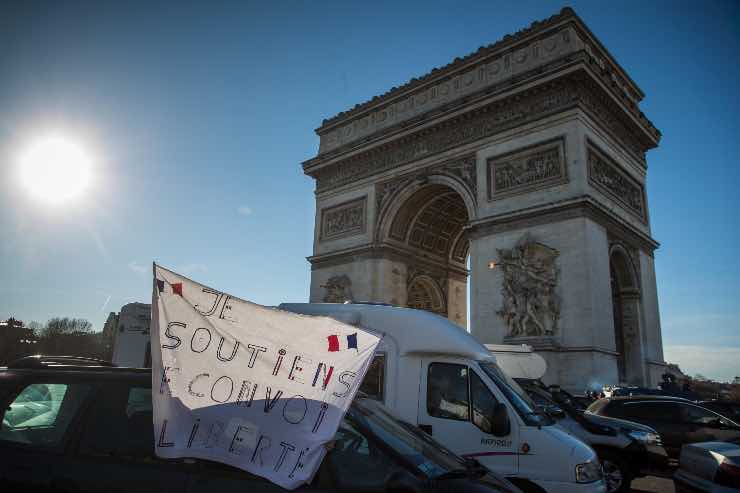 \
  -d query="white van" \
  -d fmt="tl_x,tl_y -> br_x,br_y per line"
487,345 -> 669,493
279,303 -> 606,493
